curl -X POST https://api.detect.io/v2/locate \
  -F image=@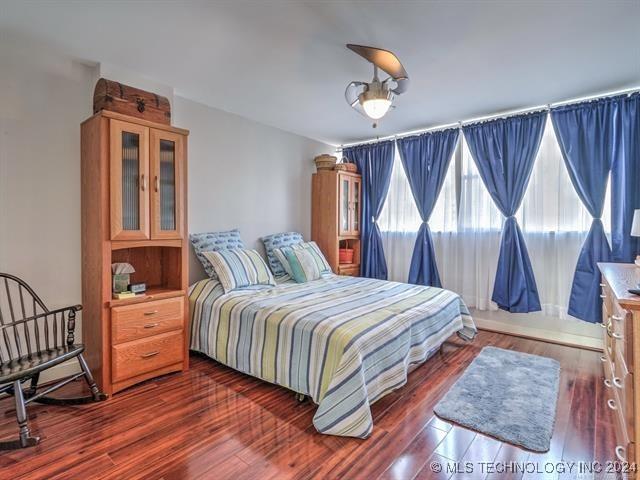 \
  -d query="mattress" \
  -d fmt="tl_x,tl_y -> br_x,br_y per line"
189,274 -> 475,438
